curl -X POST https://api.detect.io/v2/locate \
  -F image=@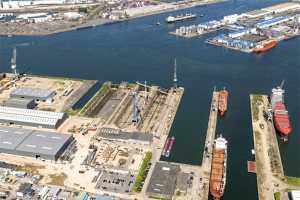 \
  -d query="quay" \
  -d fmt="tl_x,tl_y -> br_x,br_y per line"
200,89 -> 219,200
250,94 -> 288,200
